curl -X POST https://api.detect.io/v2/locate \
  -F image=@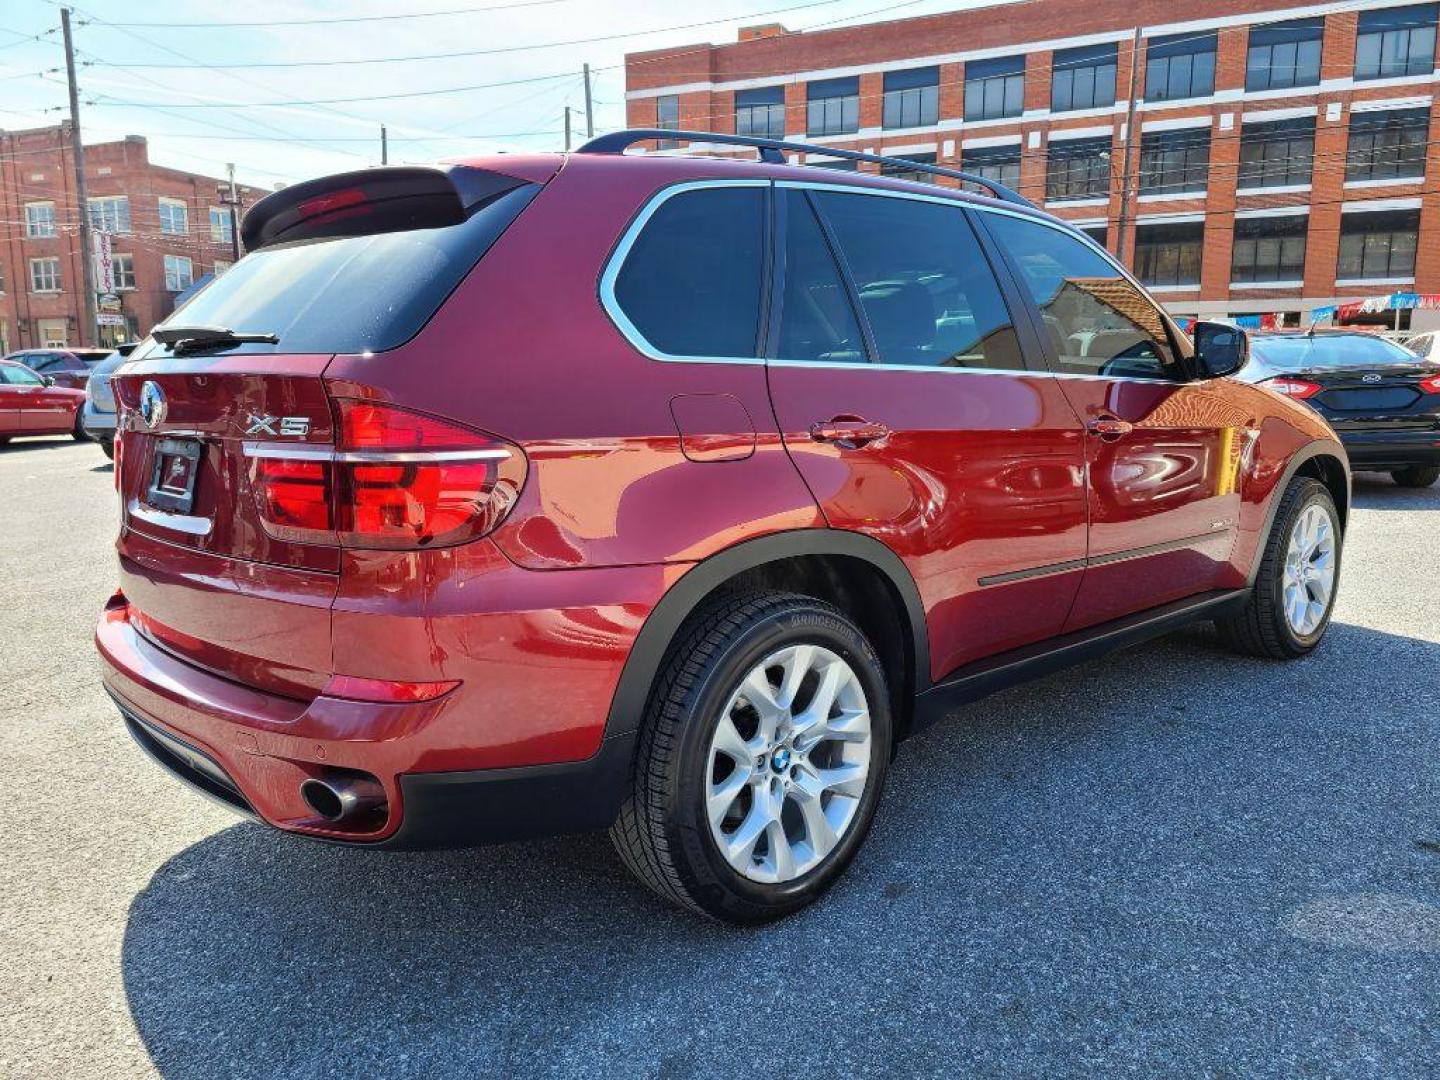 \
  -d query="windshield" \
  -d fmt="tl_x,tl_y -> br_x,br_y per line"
1251,334 -> 1420,370
136,183 -> 536,358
